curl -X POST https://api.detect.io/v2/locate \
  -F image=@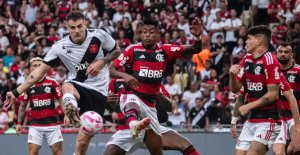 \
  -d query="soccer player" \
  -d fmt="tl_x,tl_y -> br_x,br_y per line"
229,25 -> 282,155
276,43 -> 300,155
104,78 -> 201,155
15,57 -> 69,155
109,17 -> 203,155
5,11 -> 121,155
230,73 -> 299,155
